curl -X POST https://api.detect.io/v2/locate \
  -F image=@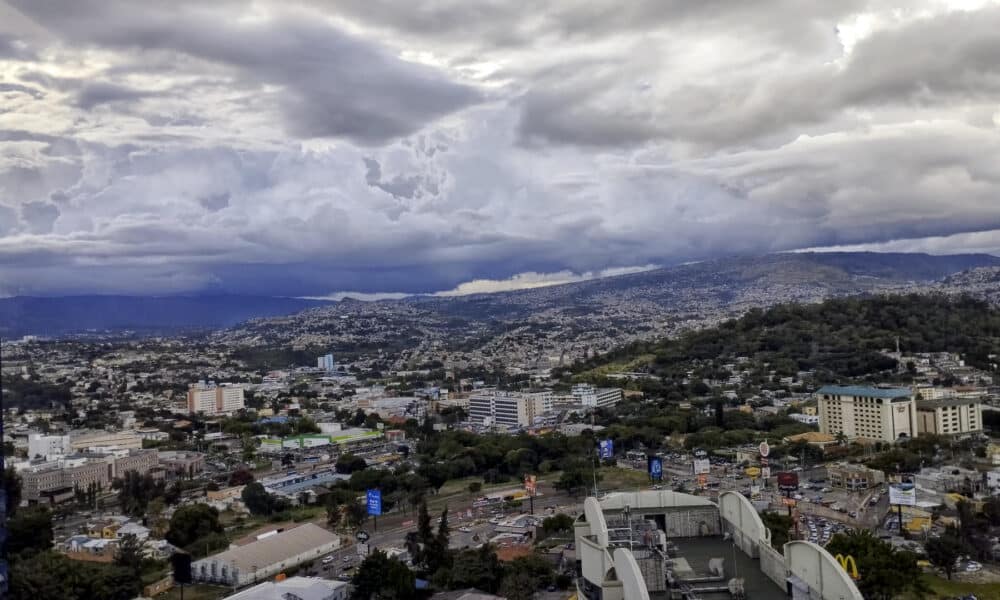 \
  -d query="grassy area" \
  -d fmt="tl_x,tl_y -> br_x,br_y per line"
157,584 -> 229,600
598,466 -> 654,490
903,574 -> 1000,600
572,354 -> 655,381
